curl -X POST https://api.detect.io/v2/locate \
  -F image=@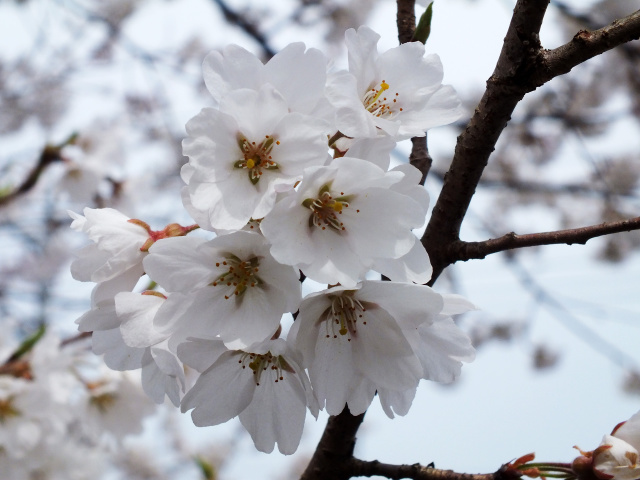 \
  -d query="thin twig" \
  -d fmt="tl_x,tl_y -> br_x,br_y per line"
349,459 -> 524,480
210,0 -> 277,60
450,216 -> 640,261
